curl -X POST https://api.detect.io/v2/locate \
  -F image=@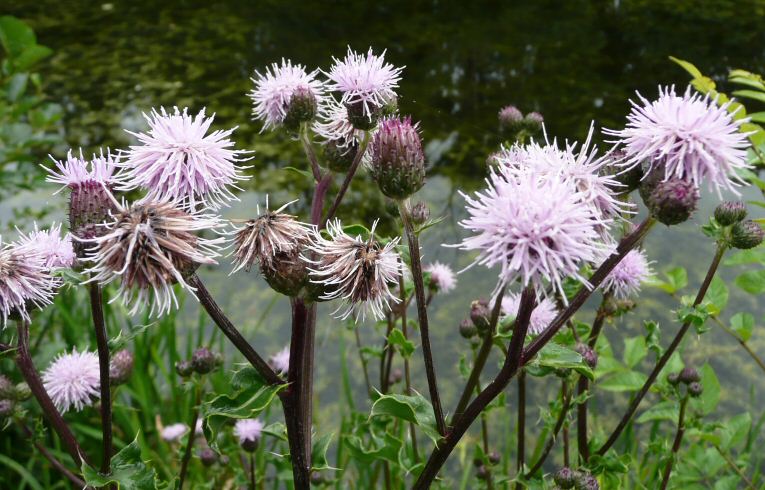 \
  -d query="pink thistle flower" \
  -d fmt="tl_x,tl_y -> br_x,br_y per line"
313,96 -> 366,148
42,348 -> 100,413
601,249 -> 652,299
119,107 -> 250,210
605,86 -> 750,194
15,223 -> 76,270
83,200 -> 223,317
44,149 -> 121,192
160,423 -> 189,442
424,262 -> 457,293
269,346 -> 290,375
495,125 -> 632,220
325,47 -> 403,120
234,418 -> 264,444
249,59 -> 326,130
501,292 -> 558,335
454,168 -> 609,300
0,238 -> 60,325
304,219 -> 403,321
